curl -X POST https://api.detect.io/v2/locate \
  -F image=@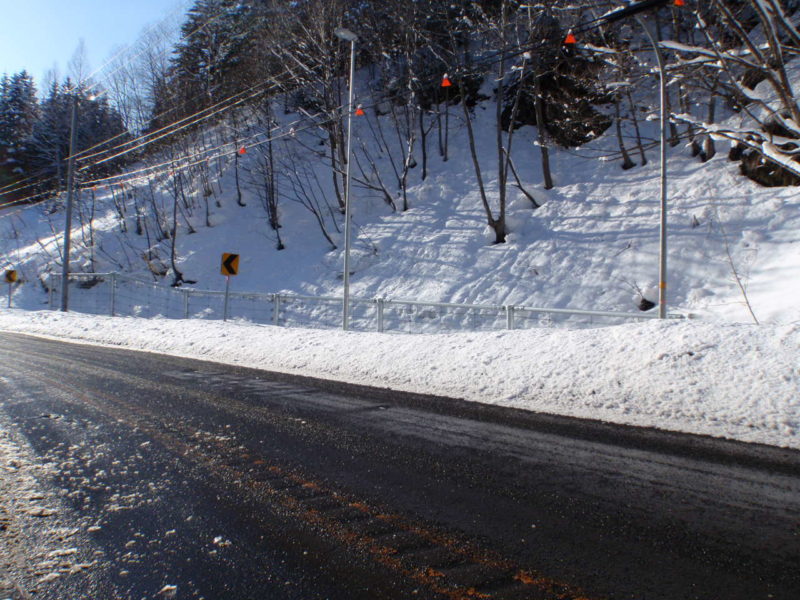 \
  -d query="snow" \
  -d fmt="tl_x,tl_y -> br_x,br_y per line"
158,584 -> 178,598
0,406 -> 99,595
2,43 -> 800,452
5,93 -> 800,325
1,309 -> 798,449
